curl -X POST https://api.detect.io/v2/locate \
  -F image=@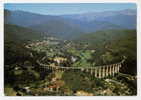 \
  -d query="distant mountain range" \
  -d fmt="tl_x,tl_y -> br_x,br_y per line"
4,9 -> 136,39
62,9 -> 136,29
